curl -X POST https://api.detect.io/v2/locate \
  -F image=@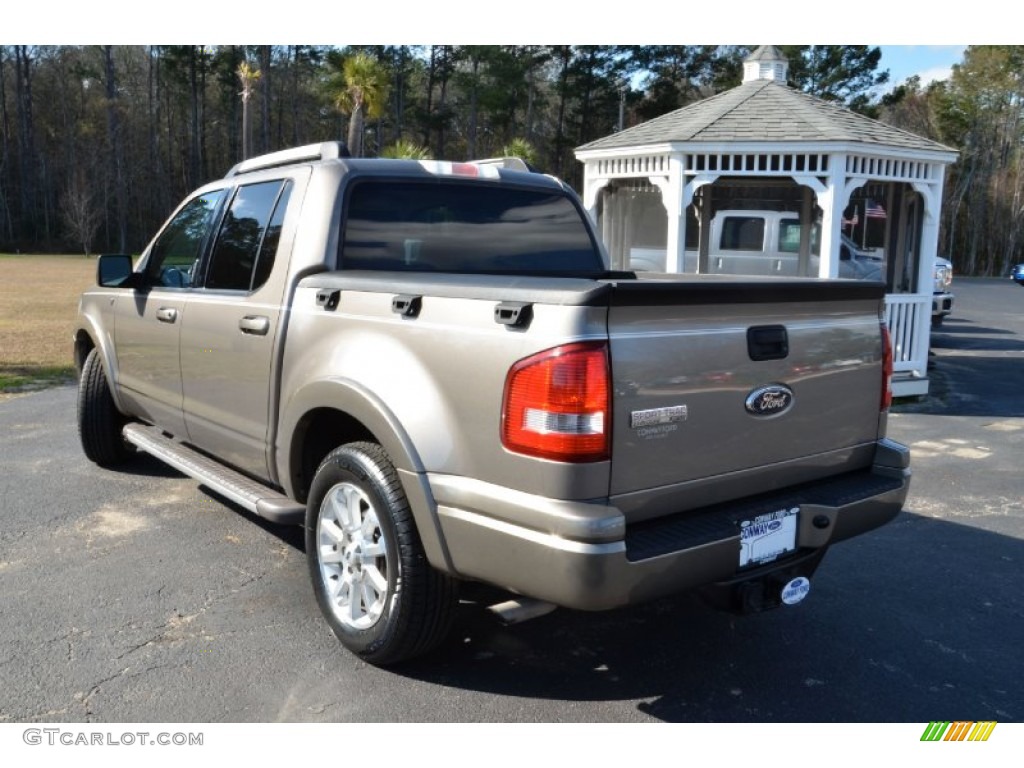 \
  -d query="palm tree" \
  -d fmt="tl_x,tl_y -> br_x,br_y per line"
380,140 -> 432,159
502,138 -> 538,166
325,51 -> 390,158
237,60 -> 261,160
